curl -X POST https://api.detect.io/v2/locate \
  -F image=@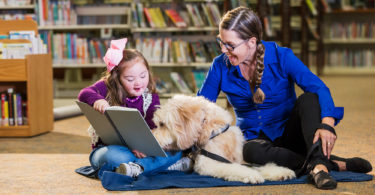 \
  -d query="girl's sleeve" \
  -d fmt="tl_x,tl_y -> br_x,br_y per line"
281,48 -> 344,125
146,93 -> 161,129
197,57 -> 223,102
78,80 -> 108,106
